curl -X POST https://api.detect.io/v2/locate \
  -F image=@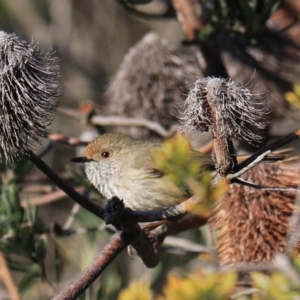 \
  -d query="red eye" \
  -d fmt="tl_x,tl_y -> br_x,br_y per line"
101,151 -> 110,158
